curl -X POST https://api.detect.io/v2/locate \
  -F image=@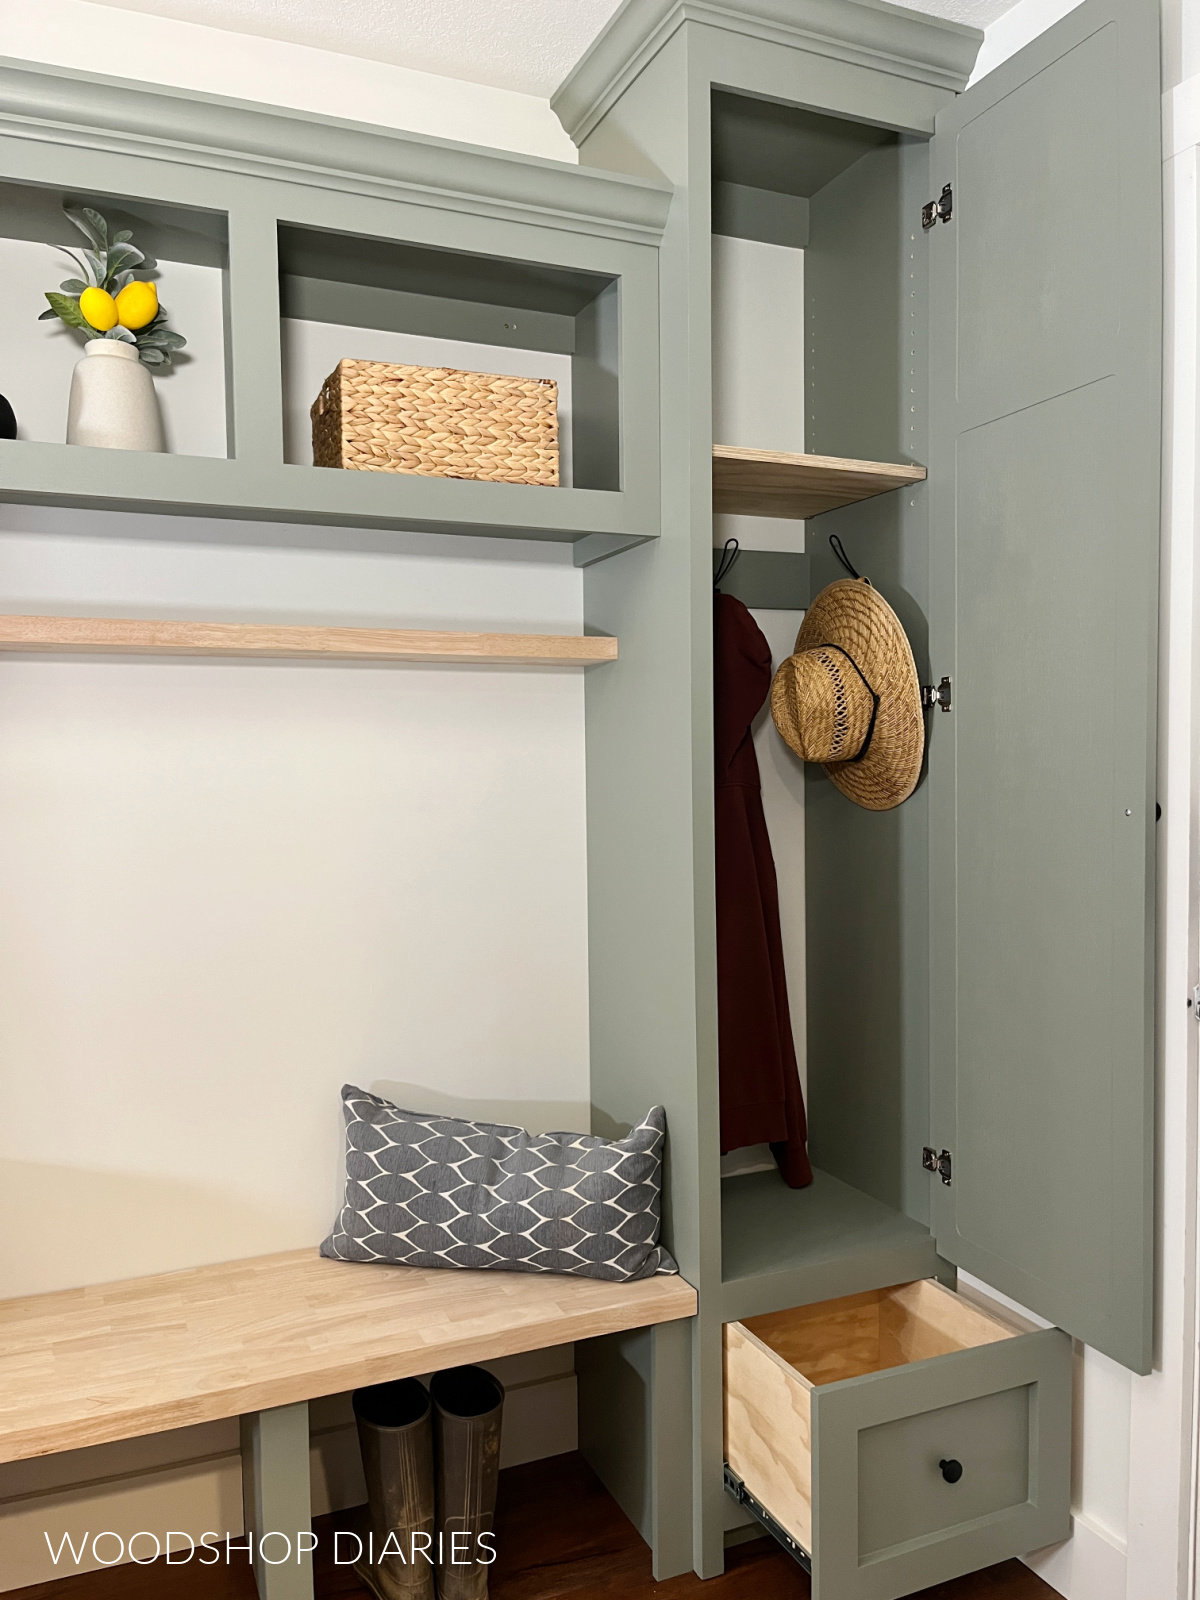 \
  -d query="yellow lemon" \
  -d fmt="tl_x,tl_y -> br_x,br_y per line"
79,286 -> 118,332
115,281 -> 159,331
